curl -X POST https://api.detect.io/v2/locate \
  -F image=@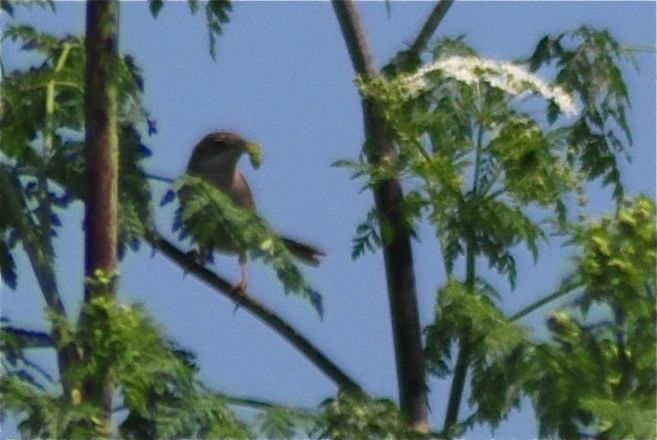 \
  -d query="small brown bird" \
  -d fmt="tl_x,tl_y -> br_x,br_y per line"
183,131 -> 324,293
